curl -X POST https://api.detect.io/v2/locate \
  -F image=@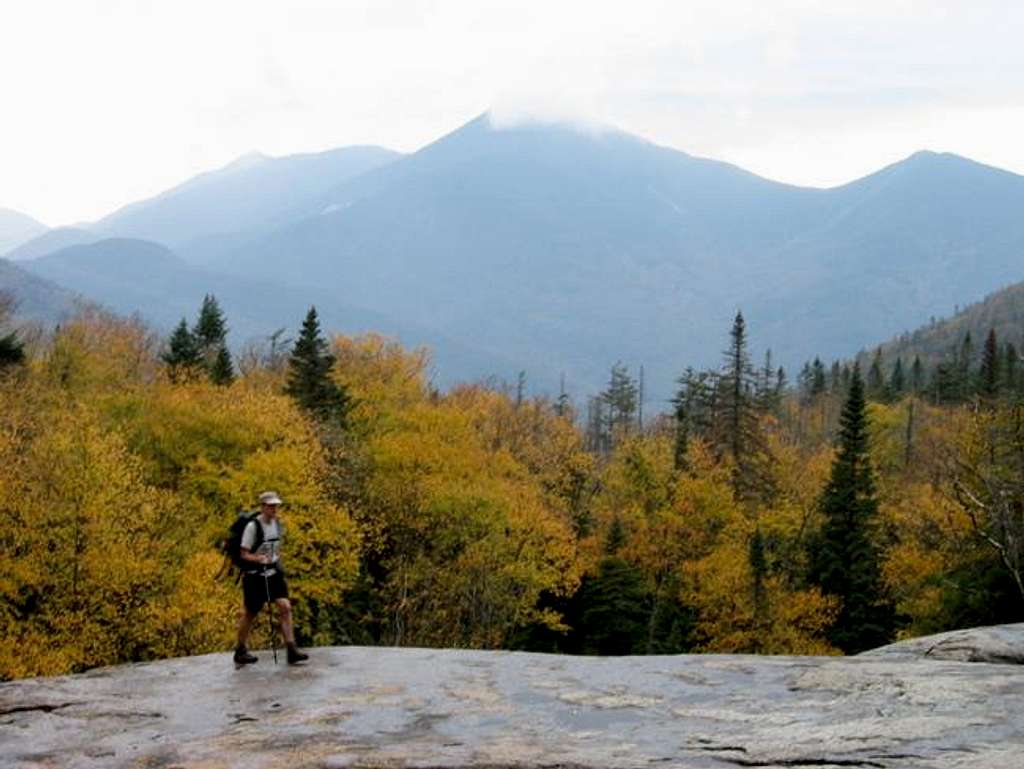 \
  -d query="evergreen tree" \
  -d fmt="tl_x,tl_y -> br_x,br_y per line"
285,306 -> 352,424
797,361 -> 813,403
193,294 -> 228,364
866,348 -> 887,402
889,357 -> 905,398
1004,343 -> 1019,394
712,312 -> 774,503
672,367 -> 715,470
209,344 -> 235,386
554,373 -> 571,418
810,357 -> 827,397
978,328 -> 1000,398
585,395 -> 609,454
756,350 -> 782,414
810,365 -> 894,653
910,356 -> 924,394
602,362 -> 638,445
576,517 -> 650,655
161,318 -> 202,381
829,360 -> 842,394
